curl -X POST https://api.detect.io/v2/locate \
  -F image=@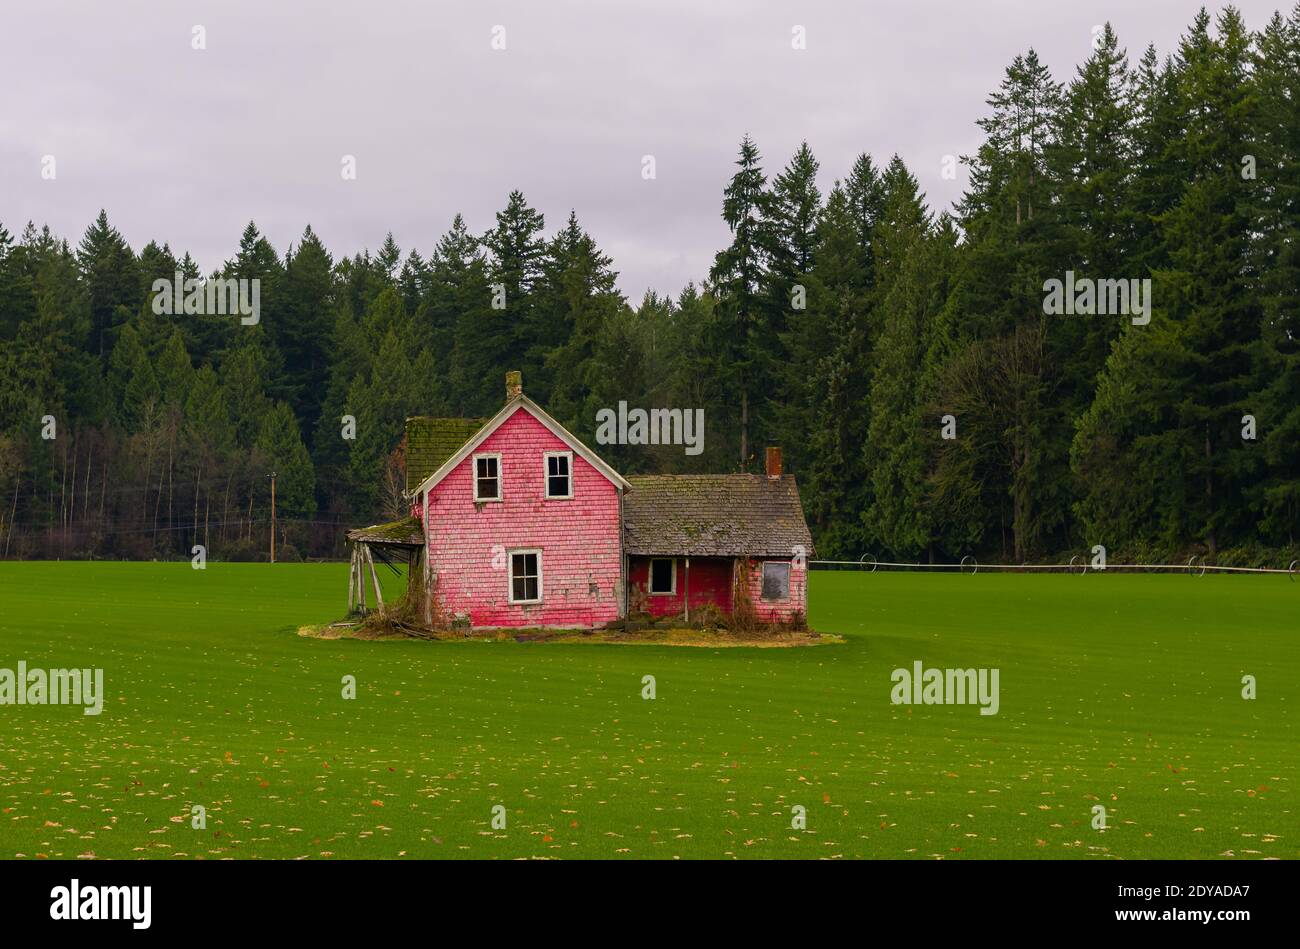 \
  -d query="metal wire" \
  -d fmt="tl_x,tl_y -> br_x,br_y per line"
810,555 -> 1299,579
